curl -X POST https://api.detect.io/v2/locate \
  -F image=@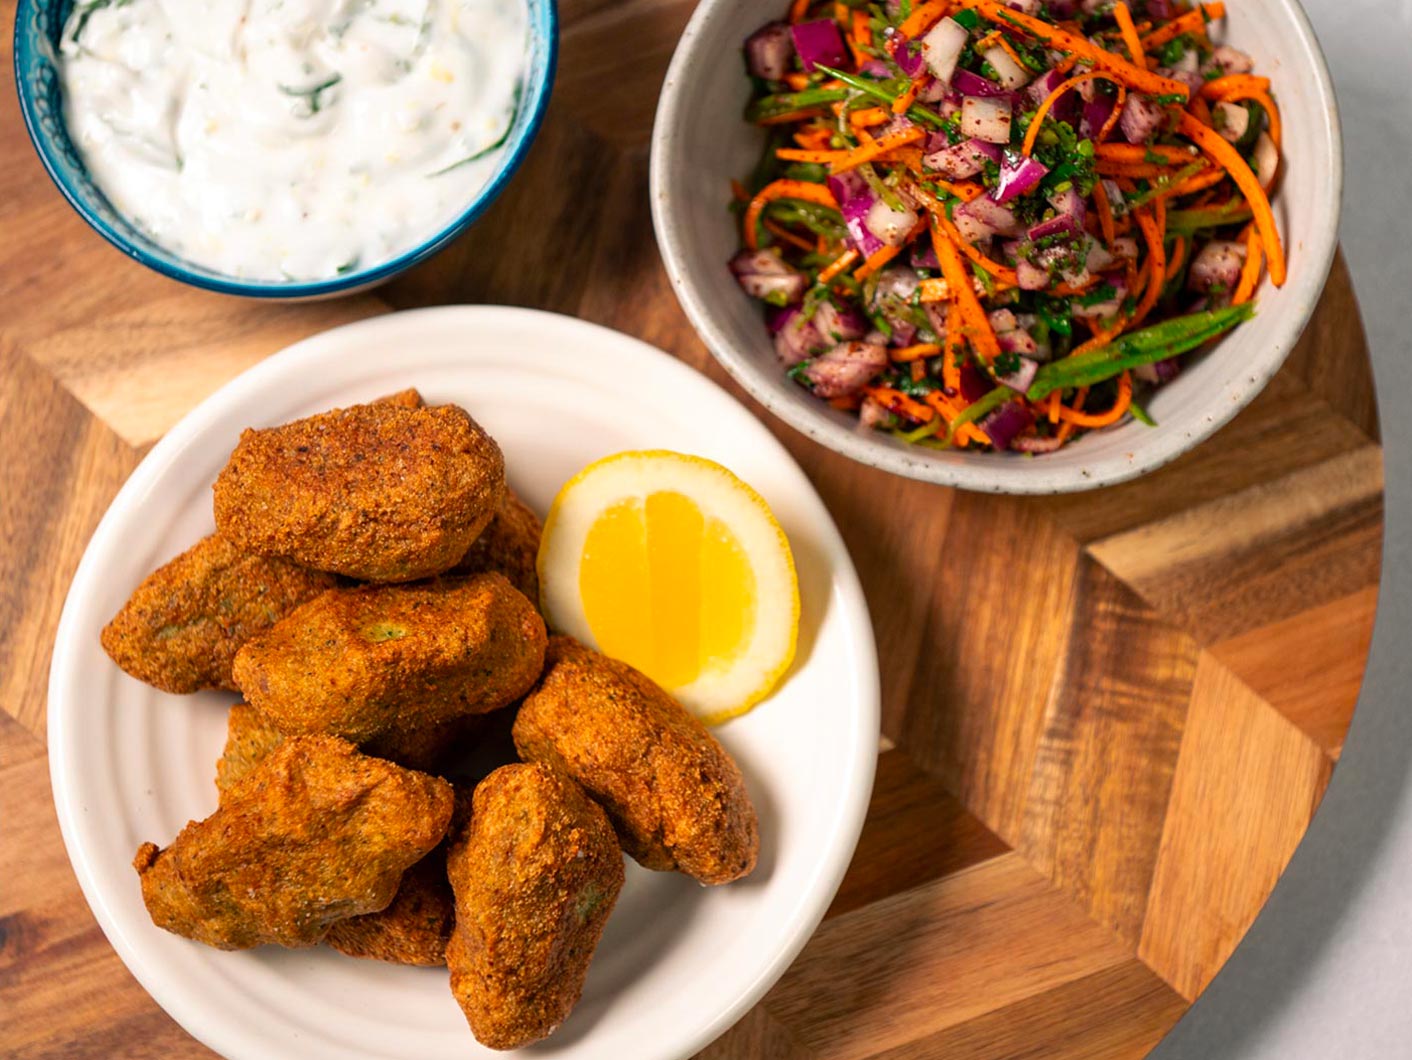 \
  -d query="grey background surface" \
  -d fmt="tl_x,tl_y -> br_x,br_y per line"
1151,1 -> 1412,1056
